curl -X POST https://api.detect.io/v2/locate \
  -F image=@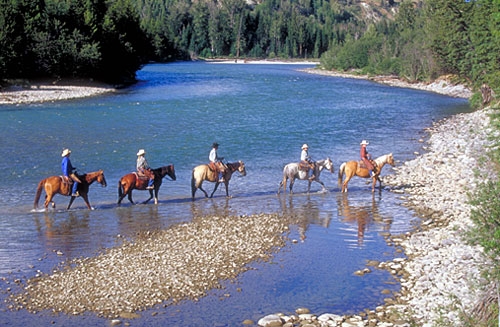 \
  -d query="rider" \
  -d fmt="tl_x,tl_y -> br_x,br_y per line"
209,142 -> 226,183
61,148 -> 81,196
300,144 -> 316,181
136,149 -> 154,189
360,140 -> 376,177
